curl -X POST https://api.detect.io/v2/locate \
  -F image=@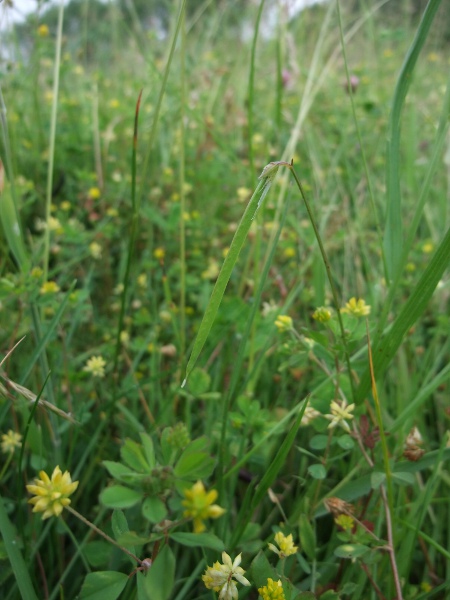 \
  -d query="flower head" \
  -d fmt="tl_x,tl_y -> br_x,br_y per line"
26,466 -> 79,519
37,24 -> 49,37
274,315 -> 293,332
312,306 -> 332,323
1,430 -> 22,453
88,187 -> 101,199
341,297 -> 371,317
268,532 -> 298,558
325,399 -> 355,432
83,355 -> 107,378
182,480 -> 225,533
258,578 -> 286,600
89,242 -> 102,260
40,281 -> 60,294
202,552 -> 250,599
